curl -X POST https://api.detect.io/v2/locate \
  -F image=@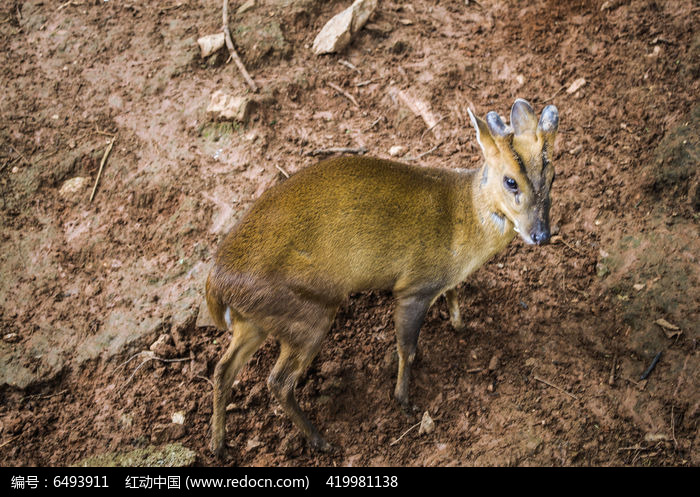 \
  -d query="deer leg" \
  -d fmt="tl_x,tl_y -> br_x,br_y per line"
393,293 -> 432,411
210,316 -> 267,457
267,307 -> 336,451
